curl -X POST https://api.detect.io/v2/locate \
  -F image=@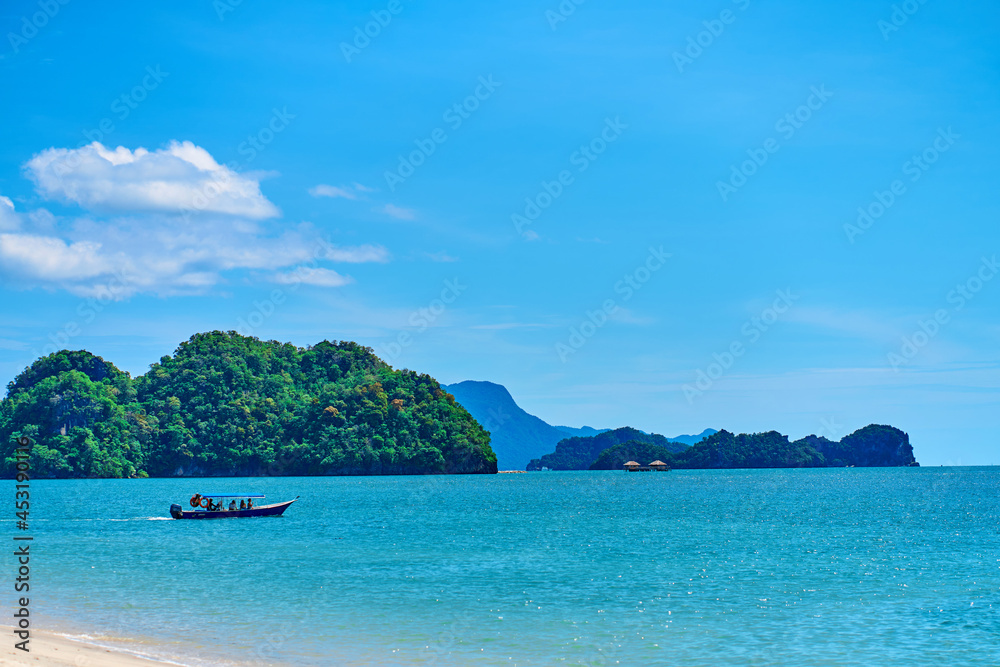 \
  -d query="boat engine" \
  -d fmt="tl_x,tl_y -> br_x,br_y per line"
169,504 -> 183,519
